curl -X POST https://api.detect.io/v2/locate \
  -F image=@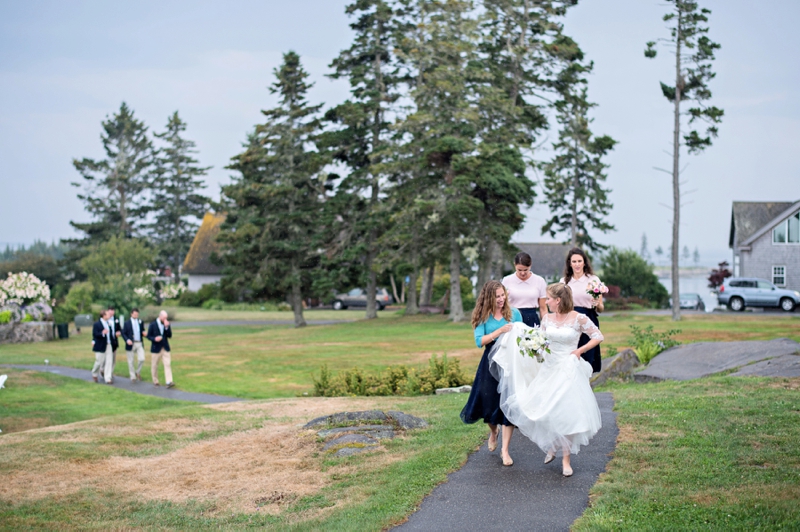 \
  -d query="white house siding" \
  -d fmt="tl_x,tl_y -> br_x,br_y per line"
188,274 -> 223,292
740,231 -> 800,291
